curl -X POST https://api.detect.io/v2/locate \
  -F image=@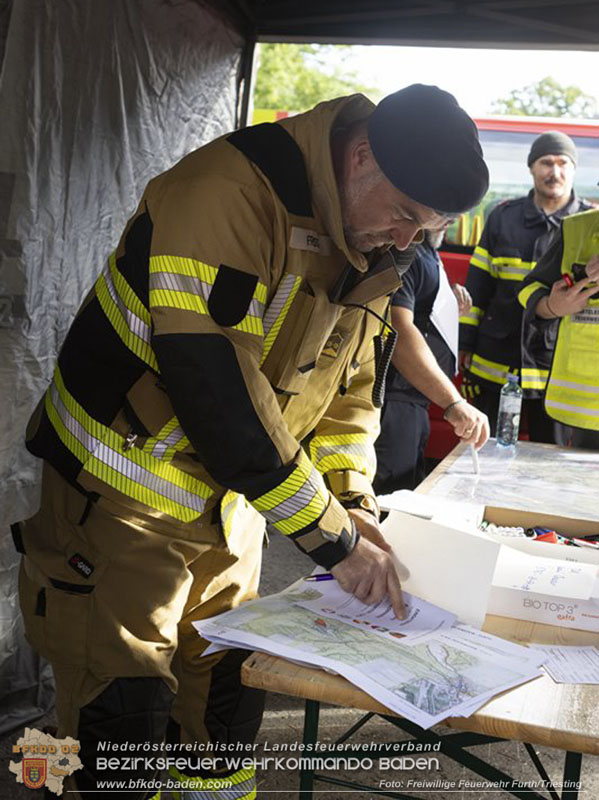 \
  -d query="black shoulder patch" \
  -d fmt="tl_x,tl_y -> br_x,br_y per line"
227,123 -> 313,217
208,265 -> 258,327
